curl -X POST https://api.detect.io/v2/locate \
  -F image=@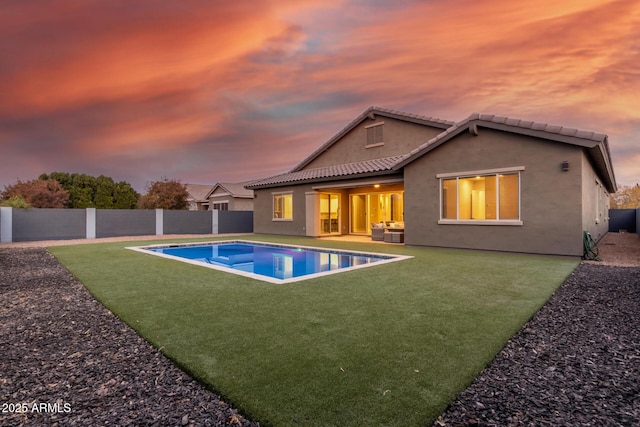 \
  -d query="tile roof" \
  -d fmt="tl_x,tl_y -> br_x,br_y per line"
247,109 -> 616,193
214,182 -> 254,198
245,155 -> 405,189
395,112 -> 611,169
393,112 -> 615,192
472,113 -> 607,142
185,183 -> 214,201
